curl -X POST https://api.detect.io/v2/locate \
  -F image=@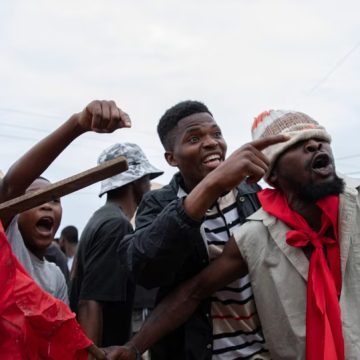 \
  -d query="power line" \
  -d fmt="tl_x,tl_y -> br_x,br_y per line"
0,121 -> 51,133
307,41 -> 360,95
0,133 -> 39,141
1,117 -> 359,161
336,153 -> 360,161
0,121 -> 164,155
344,170 -> 360,176
0,107 -> 62,119
0,113 -> 159,137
